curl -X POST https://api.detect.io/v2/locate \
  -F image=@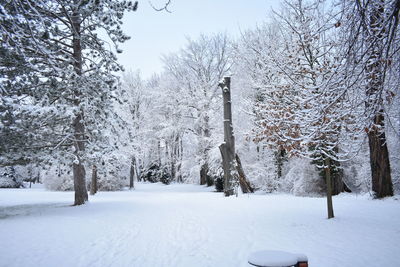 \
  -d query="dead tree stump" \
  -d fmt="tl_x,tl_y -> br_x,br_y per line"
218,77 -> 253,196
